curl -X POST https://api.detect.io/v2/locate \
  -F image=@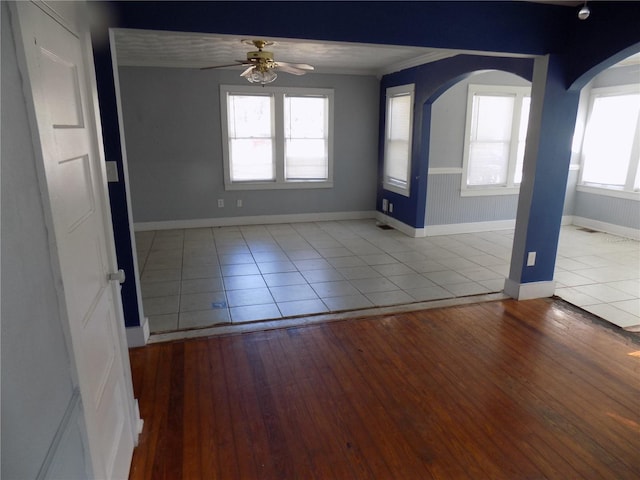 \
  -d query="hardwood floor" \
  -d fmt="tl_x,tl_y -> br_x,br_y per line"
128,298 -> 640,479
